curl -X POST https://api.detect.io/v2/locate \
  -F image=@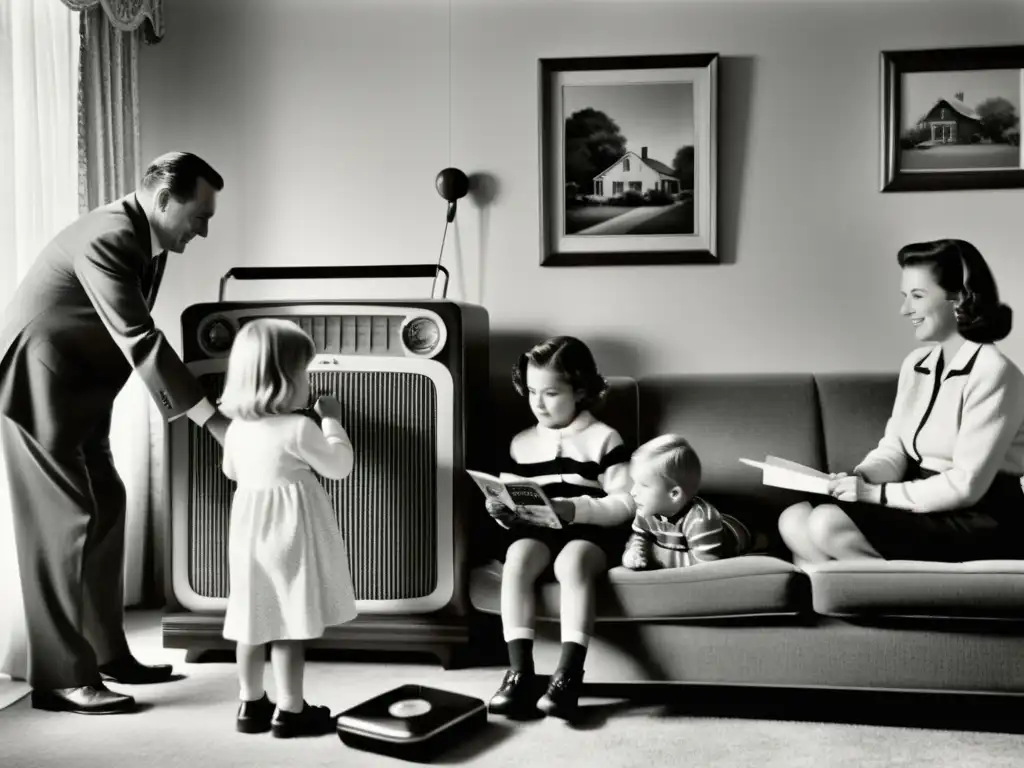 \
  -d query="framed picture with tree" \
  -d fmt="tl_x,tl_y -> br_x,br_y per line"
538,53 -> 719,266
880,45 -> 1024,192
